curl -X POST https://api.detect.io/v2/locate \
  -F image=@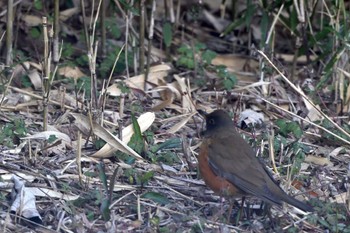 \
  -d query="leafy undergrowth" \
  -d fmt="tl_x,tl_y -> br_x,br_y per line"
1,1 -> 350,232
